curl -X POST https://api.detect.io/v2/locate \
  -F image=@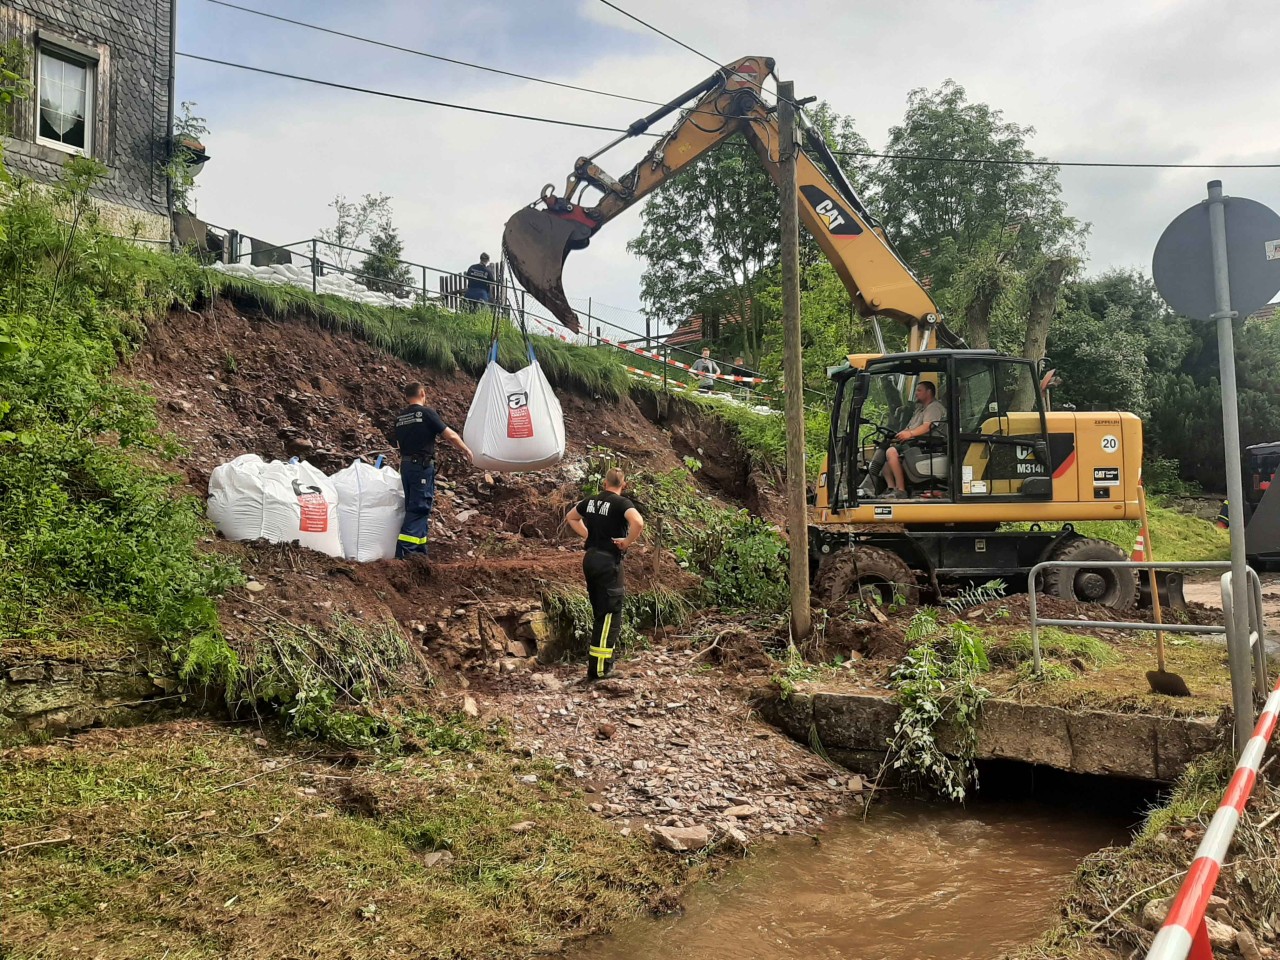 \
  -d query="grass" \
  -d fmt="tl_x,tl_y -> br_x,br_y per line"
0,721 -> 682,960
681,391 -> 830,478
1004,752 -> 1279,960
1004,501 -> 1230,563
991,627 -> 1121,669
211,275 -> 633,401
